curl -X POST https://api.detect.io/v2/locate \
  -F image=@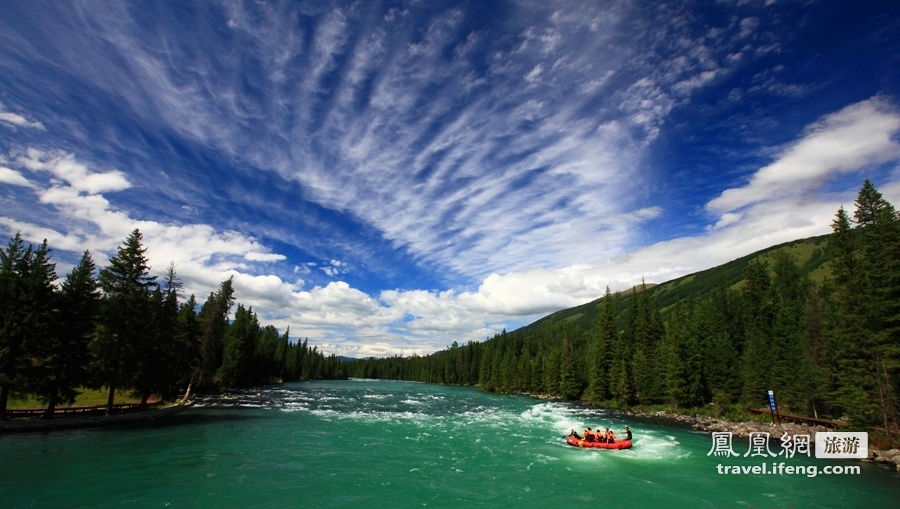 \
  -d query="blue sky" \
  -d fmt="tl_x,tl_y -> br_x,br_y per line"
1,0 -> 899,356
